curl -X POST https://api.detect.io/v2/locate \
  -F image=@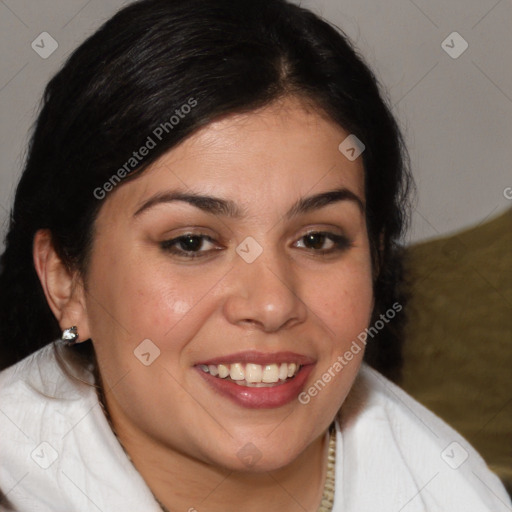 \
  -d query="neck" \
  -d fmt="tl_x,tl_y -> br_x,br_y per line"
132,428 -> 327,512
102,394 -> 329,512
